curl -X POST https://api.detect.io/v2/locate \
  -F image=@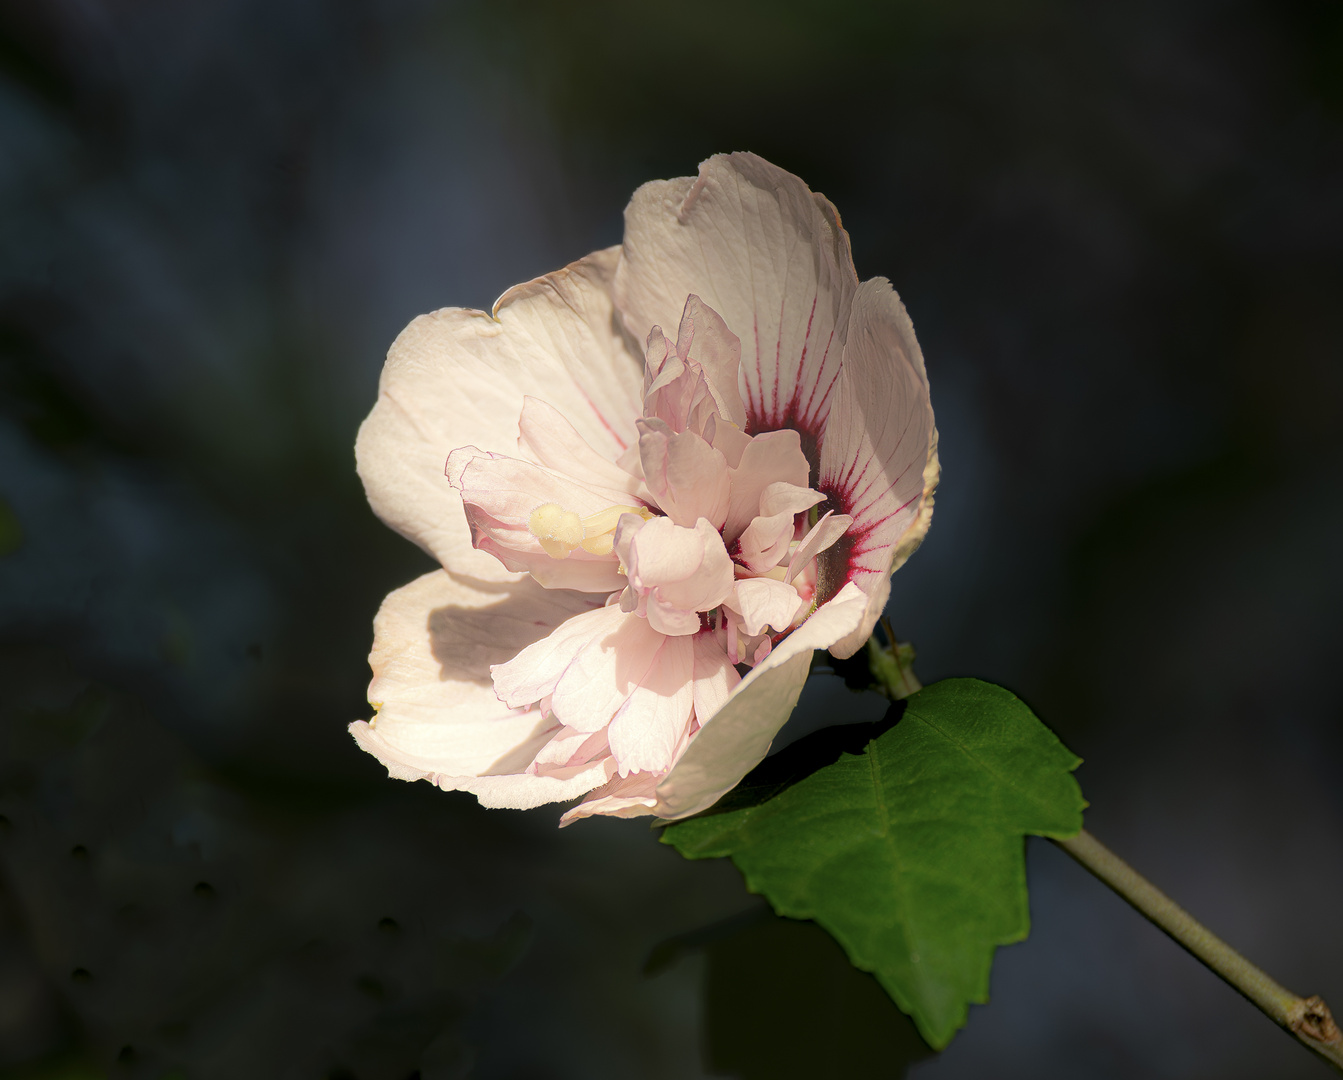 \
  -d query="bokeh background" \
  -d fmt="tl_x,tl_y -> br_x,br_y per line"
2,1 -> 1341,1077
